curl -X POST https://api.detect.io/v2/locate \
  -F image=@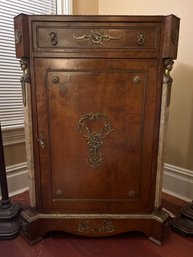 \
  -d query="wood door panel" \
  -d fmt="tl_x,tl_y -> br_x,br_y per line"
34,58 -> 158,213
48,71 -> 143,199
